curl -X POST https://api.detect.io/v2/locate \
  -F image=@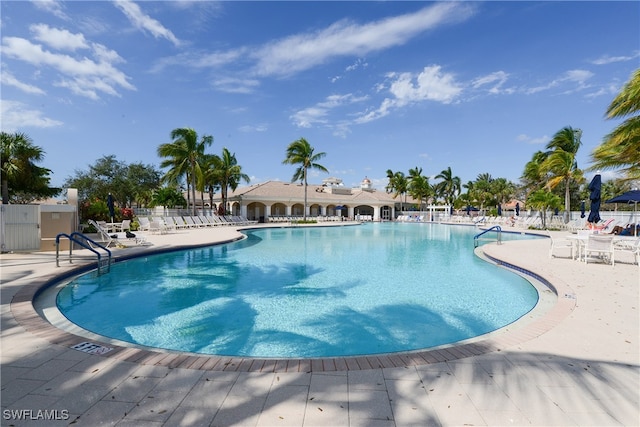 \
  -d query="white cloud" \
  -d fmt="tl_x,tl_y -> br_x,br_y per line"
290,93 -> 368,128
355,65 -> 462,124
526,69 -> 594,94
30,24 -> 88,51
114,0 -> 181,47
1,35 -> 134,99
590,51 -> 640,65
31,0 -> 69,20
239,124 -> 268,133
0,100 -> 63,131
1,71 -> 46,95
517,134 -> 548,145
251,3 -> 474,77
472,71 -> 510,94
211,77 -> 259,94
